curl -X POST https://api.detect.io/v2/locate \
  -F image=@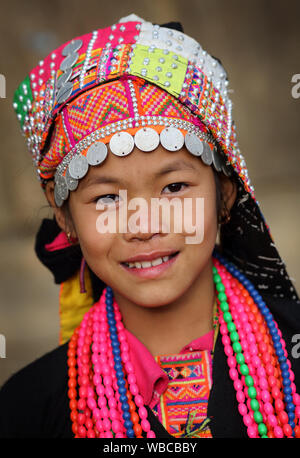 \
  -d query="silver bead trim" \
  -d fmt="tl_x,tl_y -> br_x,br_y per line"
98,43 -> 112,82
79,30 -> 98,89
